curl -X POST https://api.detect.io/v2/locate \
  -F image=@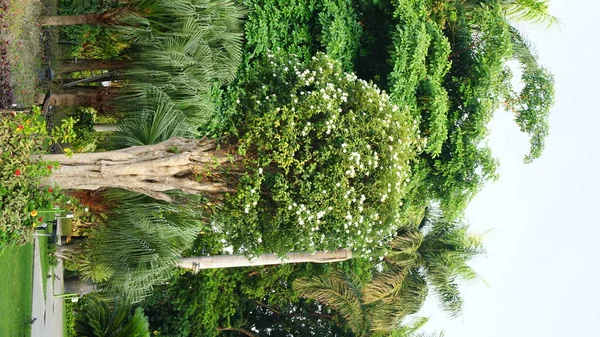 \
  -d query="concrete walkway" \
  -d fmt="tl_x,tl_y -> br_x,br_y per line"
31,228 -> 65,337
